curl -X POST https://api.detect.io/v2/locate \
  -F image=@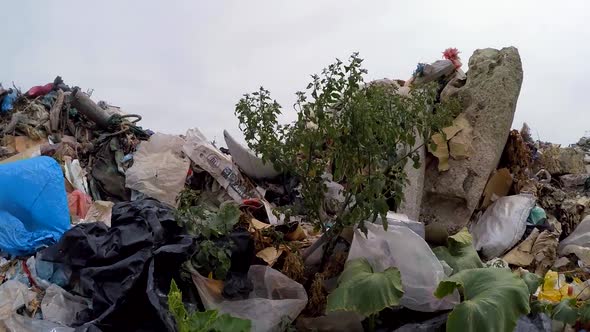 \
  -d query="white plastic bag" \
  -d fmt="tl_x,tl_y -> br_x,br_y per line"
183,128 -> 261,203
193,265 -> 308,332
559,216 -> 590,265
223,130 -> 280,180
125,133 -> 190,207
471,194 -> 536,260
347,223 -> 459,312
385,212 -> 425,239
